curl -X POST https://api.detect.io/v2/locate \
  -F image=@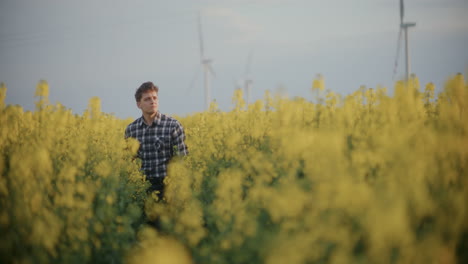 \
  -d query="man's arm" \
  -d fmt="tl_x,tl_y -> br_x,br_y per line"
124,126 -> 129,139
172,122 -> 188,156
124,124 -> 132,139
